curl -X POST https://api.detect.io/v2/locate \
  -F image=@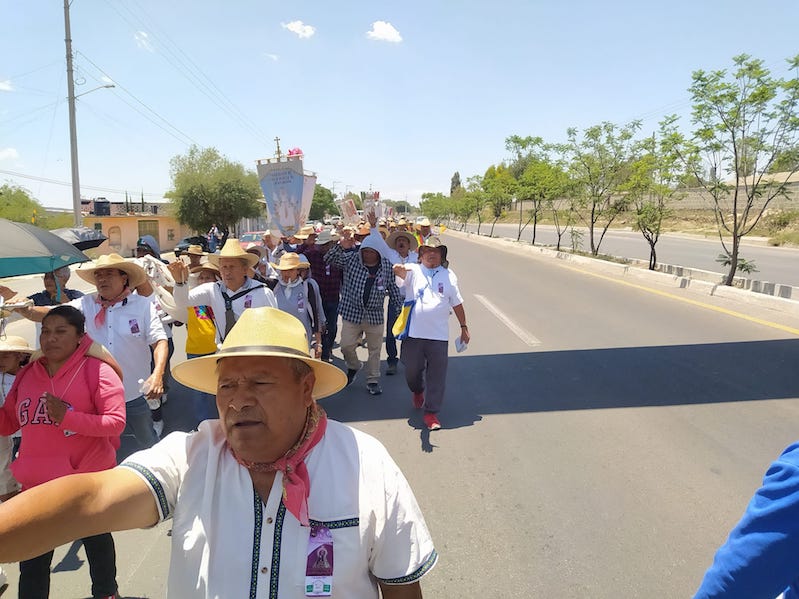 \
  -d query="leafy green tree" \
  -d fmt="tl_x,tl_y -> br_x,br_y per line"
516,158 -> 570,244
419,192 -> 450,224
167,145 -> 262,240
681,54 -> 799,285
0,183 -> 44,224
309,184 -> 337,221
450,171 -> 462,195
483,164 -> 516,237
343,191 -> 362,210
465,175 -> 488,235
769,147 -> 799,173
562,120 -> 641,255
